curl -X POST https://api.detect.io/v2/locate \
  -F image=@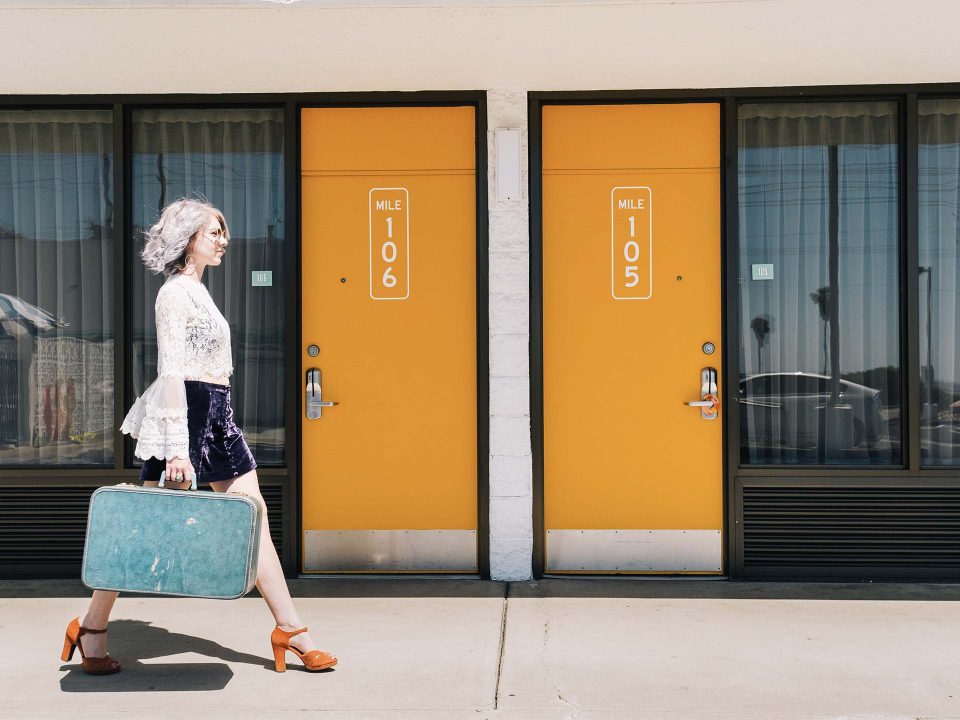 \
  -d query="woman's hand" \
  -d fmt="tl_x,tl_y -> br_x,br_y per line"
164,456 -> 196,489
